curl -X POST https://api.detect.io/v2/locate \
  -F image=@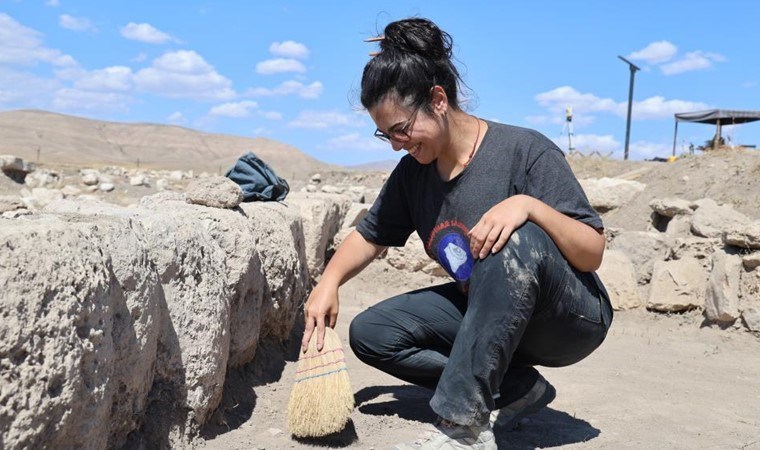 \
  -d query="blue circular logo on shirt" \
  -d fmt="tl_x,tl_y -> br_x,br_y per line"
436,232 -> 474,282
